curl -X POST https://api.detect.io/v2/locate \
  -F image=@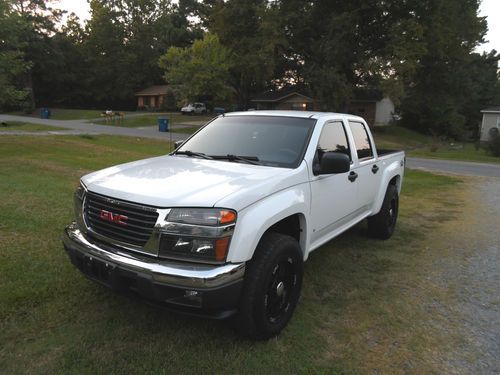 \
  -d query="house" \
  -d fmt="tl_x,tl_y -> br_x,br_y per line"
480,106 -> 500,141
251,88 -> 321,111
135,85 -> 169,110
251,87 -> 395,126
347,89 -> 395,126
